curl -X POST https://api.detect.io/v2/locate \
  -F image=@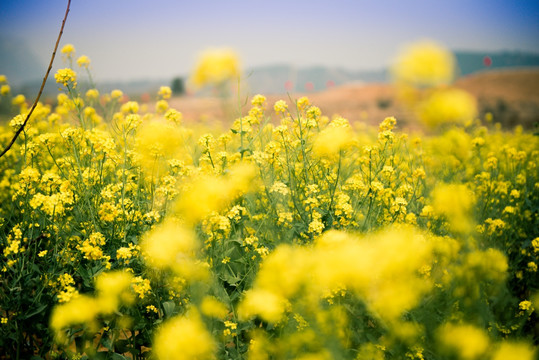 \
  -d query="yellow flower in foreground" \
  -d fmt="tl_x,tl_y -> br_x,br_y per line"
175,163 -> 257,224
141,221 -> 199,269
437,323 -> 489,359
54,68 -> 77,88
153,312 -> 215,360
50,295 -> 98,335
392,40 -> 455,87
95,270 -> 134,314
191,48 -> 240,87
313,126 -> 353,157
200,296 -> 228,319
431,183 -> 475,233
492,341 -> 536,360
238,288 -> 289,323
418,88 -> 477,127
